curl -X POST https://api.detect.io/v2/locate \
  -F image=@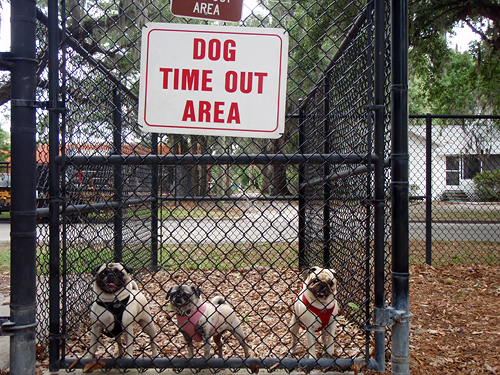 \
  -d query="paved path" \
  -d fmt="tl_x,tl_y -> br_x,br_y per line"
0,291 -> 9,371
0,222 -> 9,243
409,221 -> 500,241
